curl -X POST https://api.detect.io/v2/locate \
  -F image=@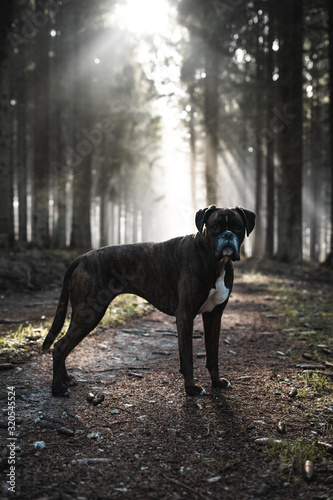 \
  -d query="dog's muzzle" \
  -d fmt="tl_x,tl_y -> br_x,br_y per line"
216,231 -> 240,261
